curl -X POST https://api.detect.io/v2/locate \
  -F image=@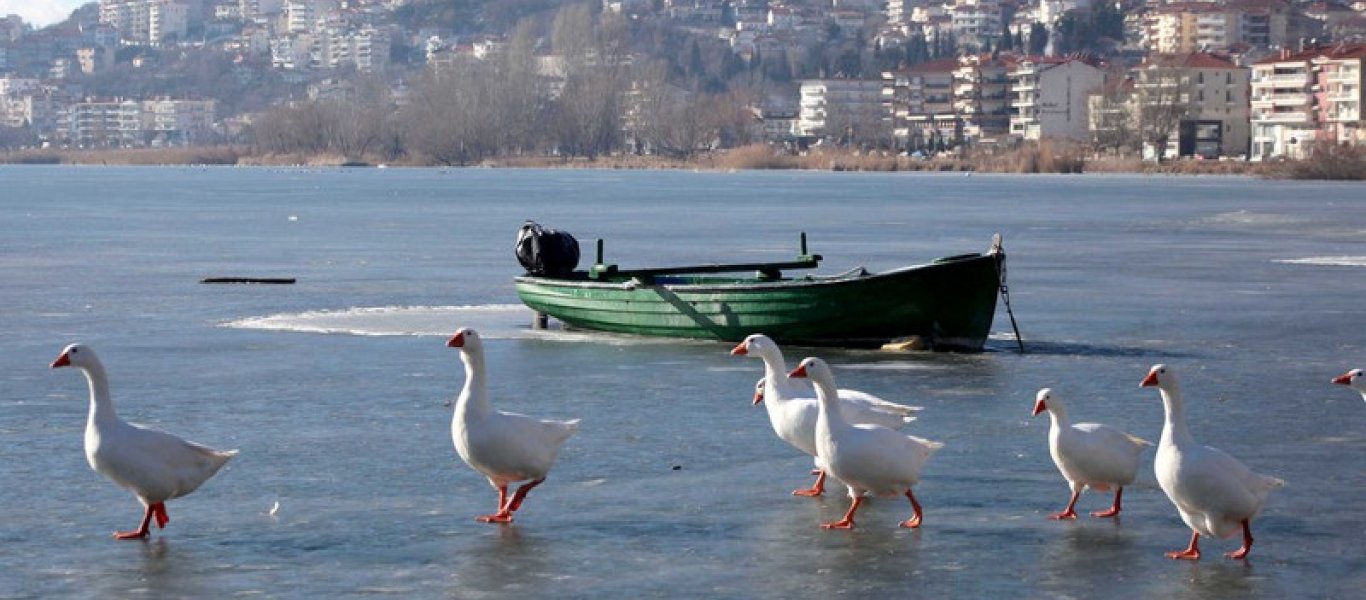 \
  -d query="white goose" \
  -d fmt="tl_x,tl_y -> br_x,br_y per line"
1032,388 -> 1151,520
448,328 -> 579,523
49,343 -> 237,540
790,357 -> 943,529
1141,364 -> 1285,560
1332,369 -> 1365,402
732,334 -> 921,497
